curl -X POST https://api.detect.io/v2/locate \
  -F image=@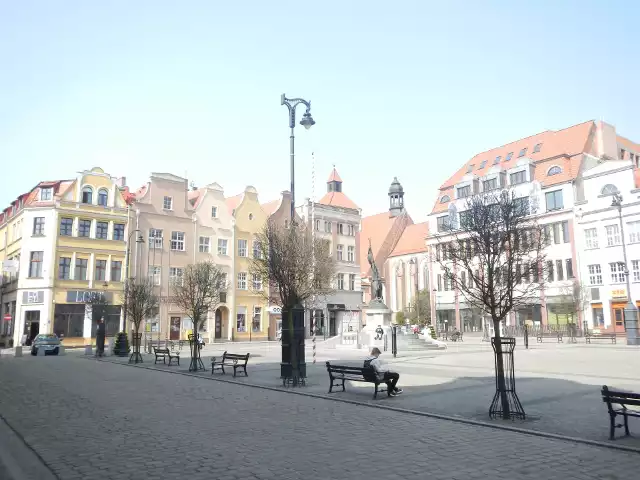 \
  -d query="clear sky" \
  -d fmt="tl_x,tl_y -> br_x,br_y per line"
1,1 -> 638,221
